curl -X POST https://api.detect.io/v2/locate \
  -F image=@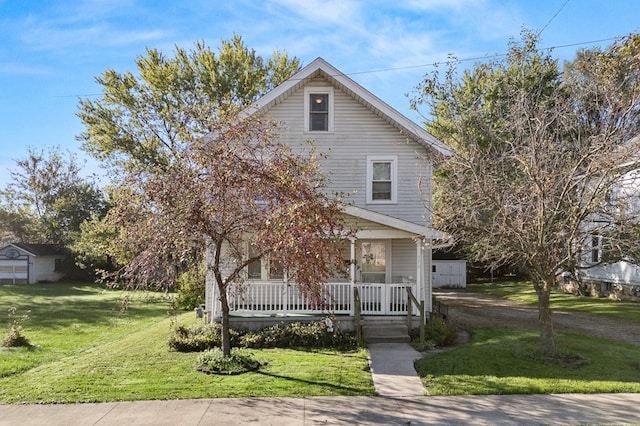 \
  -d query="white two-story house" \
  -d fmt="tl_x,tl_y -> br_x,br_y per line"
570,137 -> 640,300
205,58 -> 453,327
